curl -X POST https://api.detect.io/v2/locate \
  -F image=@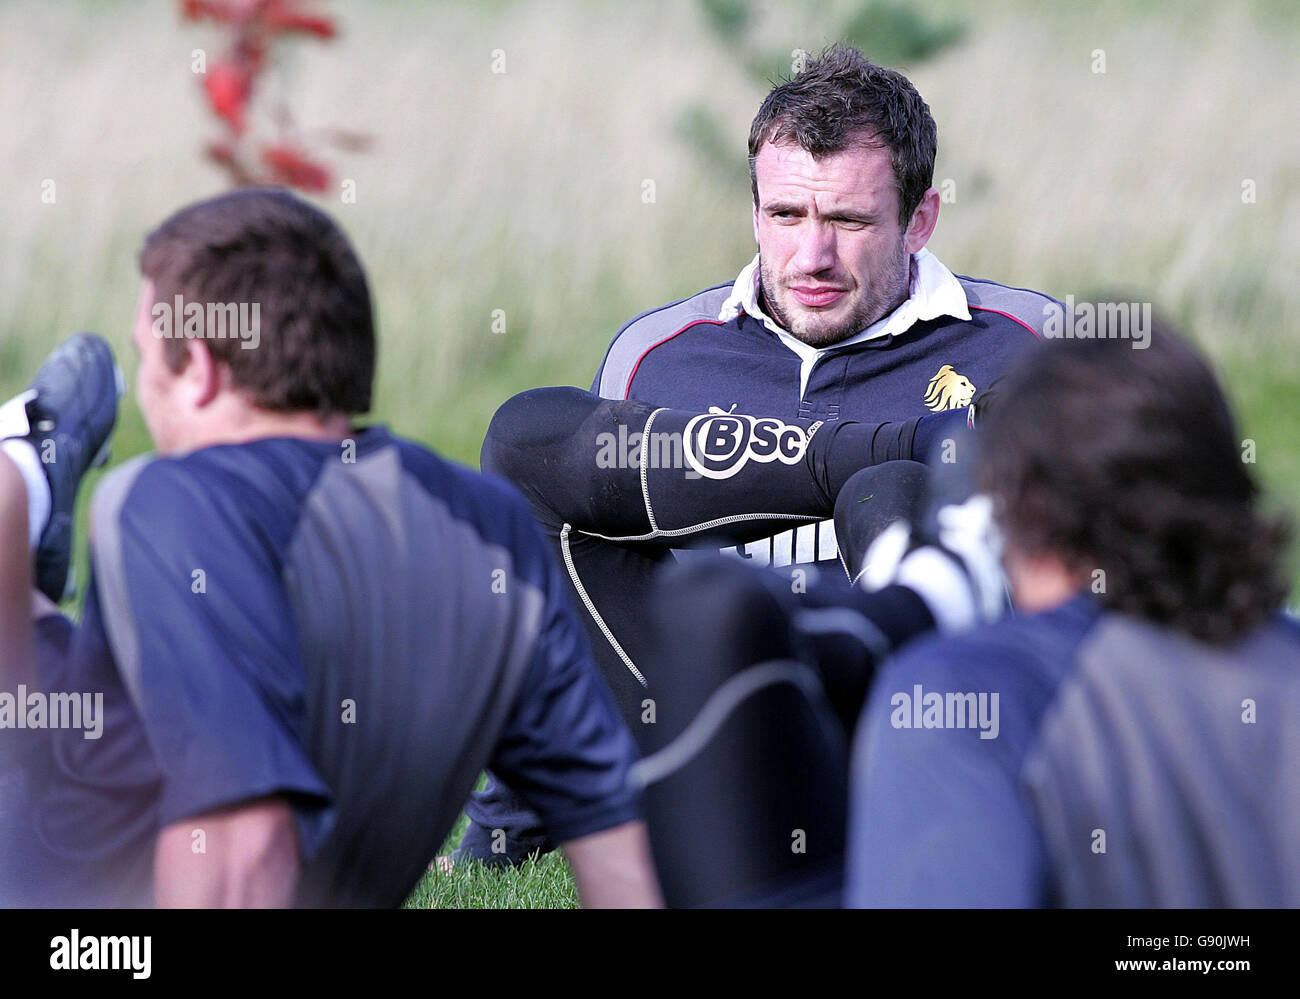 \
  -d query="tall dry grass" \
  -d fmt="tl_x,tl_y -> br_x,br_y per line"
1,0 -> 1296,514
